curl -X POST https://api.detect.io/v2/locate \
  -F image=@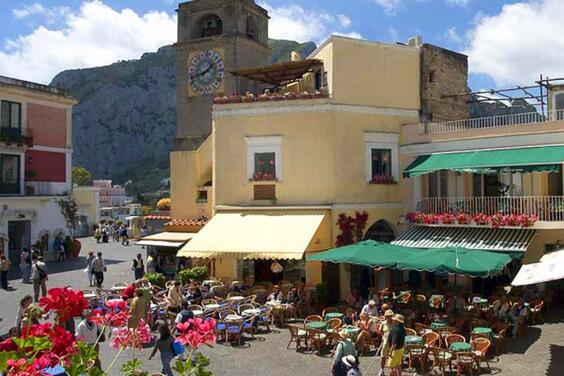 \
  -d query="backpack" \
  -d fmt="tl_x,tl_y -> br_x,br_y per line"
179,309 -> 194,323
172,340 -> 184,356
36,264 -> 47,280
